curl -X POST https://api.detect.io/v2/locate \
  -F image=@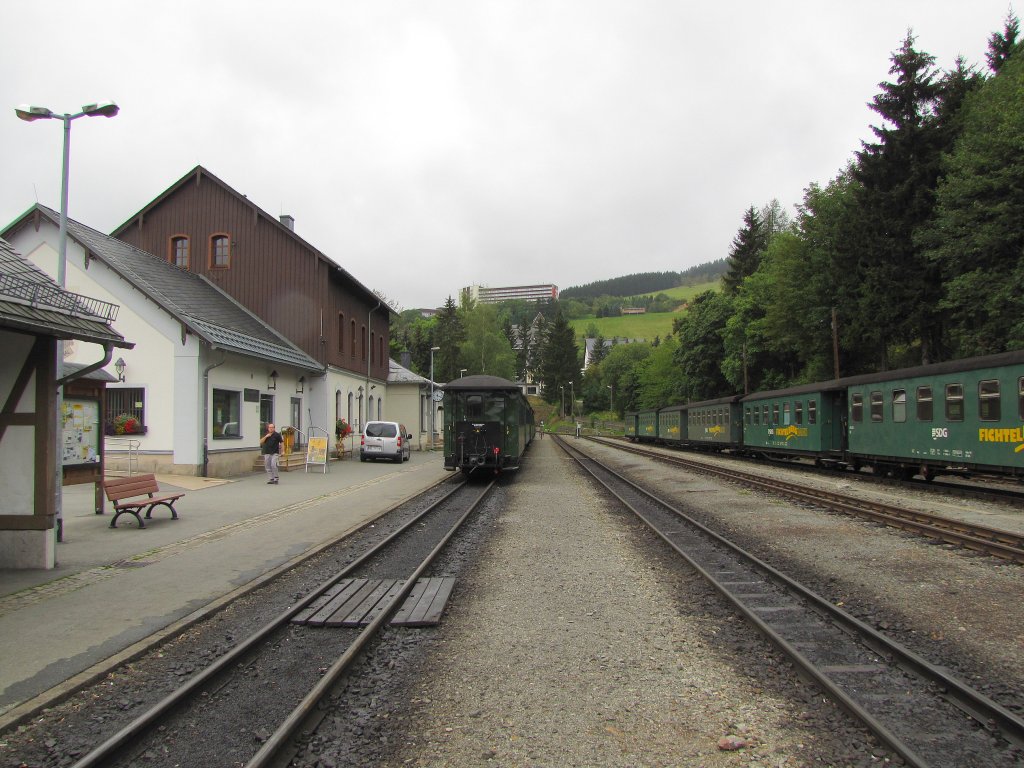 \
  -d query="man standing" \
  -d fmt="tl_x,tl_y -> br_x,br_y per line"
260,422 -> 282,484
